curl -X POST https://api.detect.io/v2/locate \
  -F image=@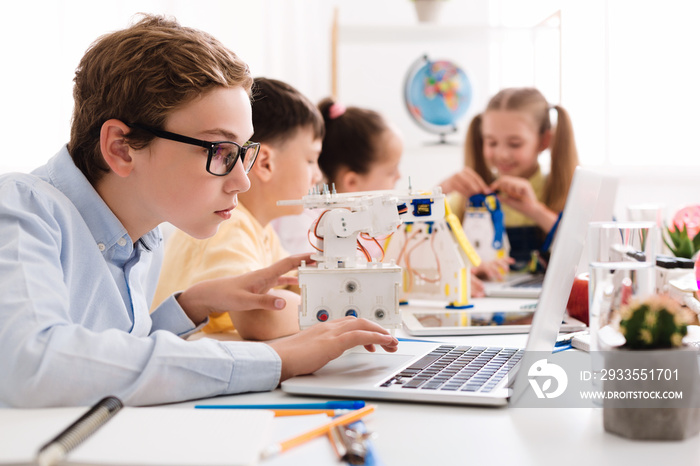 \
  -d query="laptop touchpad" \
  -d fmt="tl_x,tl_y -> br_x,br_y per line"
314,352 -> 414,380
